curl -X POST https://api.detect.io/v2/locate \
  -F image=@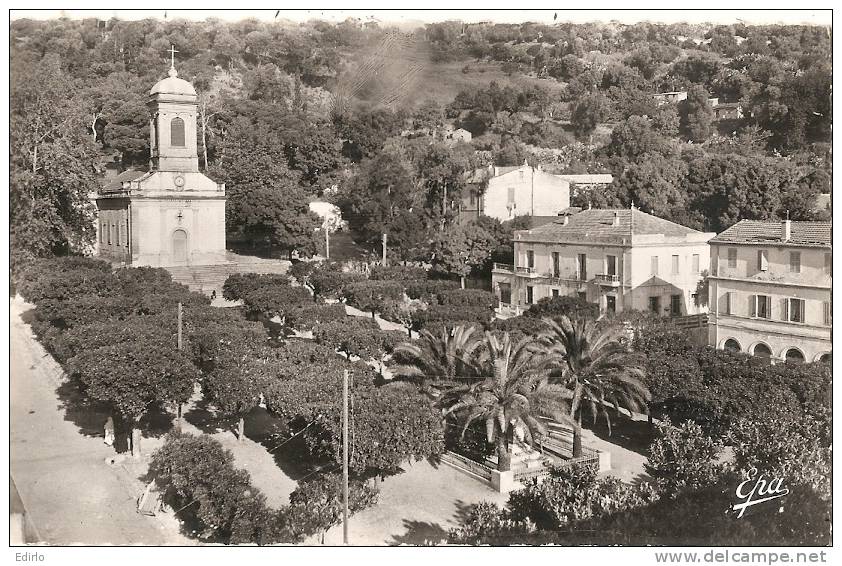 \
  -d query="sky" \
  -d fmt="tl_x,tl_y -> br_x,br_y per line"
10,8 -> 832,28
